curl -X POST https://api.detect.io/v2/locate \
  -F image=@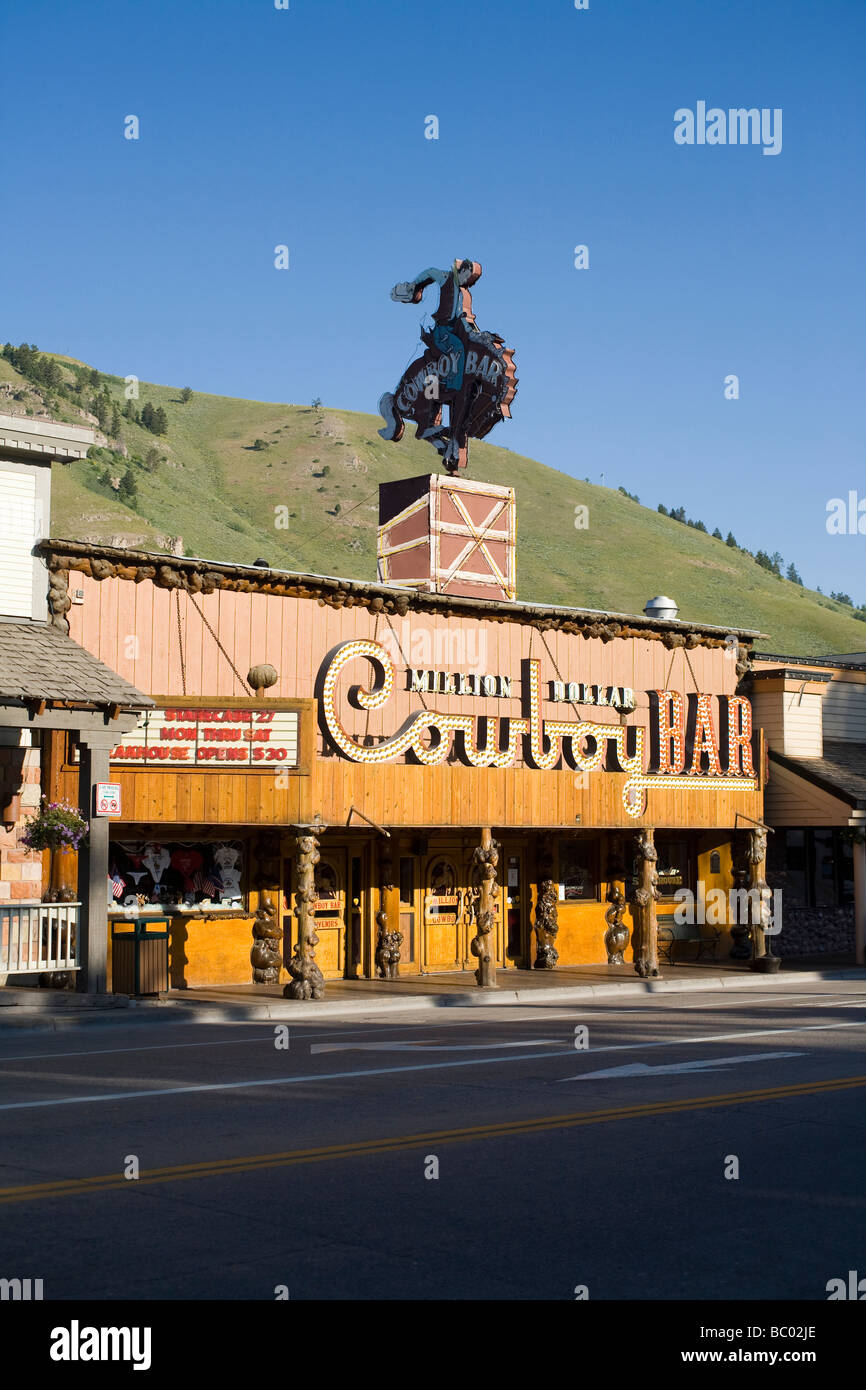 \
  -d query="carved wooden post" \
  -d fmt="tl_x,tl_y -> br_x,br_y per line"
375,841 -> 403,980
533,834 -> 559,968
747,826 -> 770,962
283,827 -> 325,1001
604,834 -> 629,965
251,830 -> 282,983
633,828 -> 660,978
729,832 -> 752,959
470,829 -> 499,988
